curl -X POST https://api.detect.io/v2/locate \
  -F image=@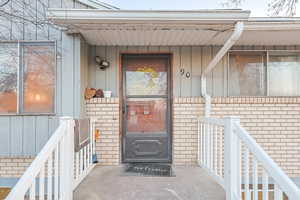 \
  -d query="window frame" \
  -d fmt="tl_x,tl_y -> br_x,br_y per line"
227,49 -> 300,97
0,40 -> 57,116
